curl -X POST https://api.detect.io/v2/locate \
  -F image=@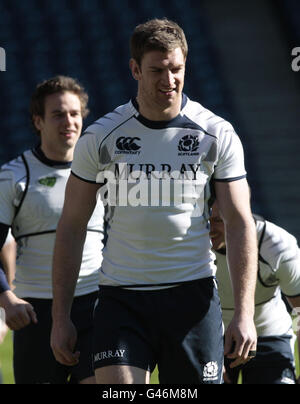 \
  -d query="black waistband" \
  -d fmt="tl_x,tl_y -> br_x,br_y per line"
99,276 -> 215,290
